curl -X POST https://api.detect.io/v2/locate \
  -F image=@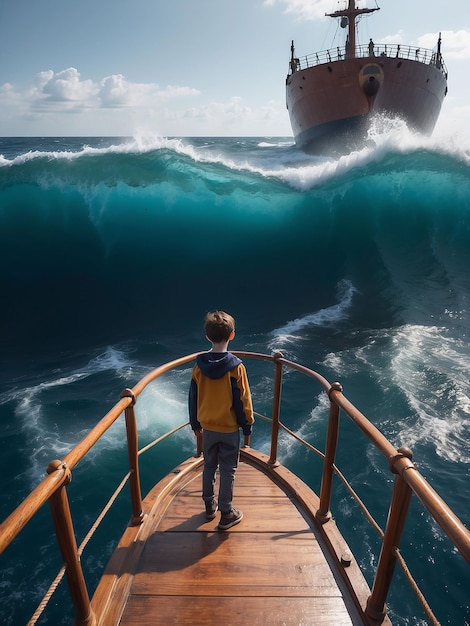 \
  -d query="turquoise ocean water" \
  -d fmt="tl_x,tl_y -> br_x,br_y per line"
0,128 -> 469,624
